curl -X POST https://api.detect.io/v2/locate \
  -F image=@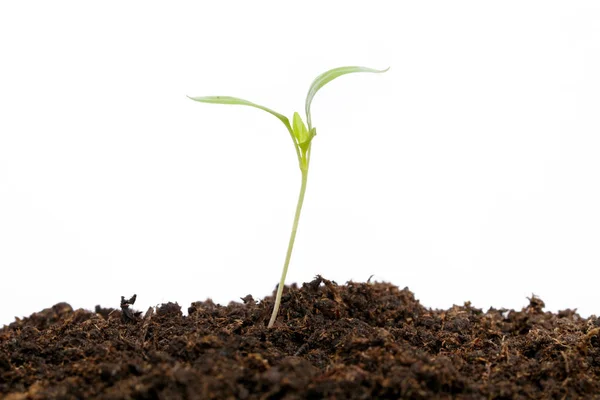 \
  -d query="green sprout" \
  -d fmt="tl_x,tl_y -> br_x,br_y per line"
188,66 -> 388,328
